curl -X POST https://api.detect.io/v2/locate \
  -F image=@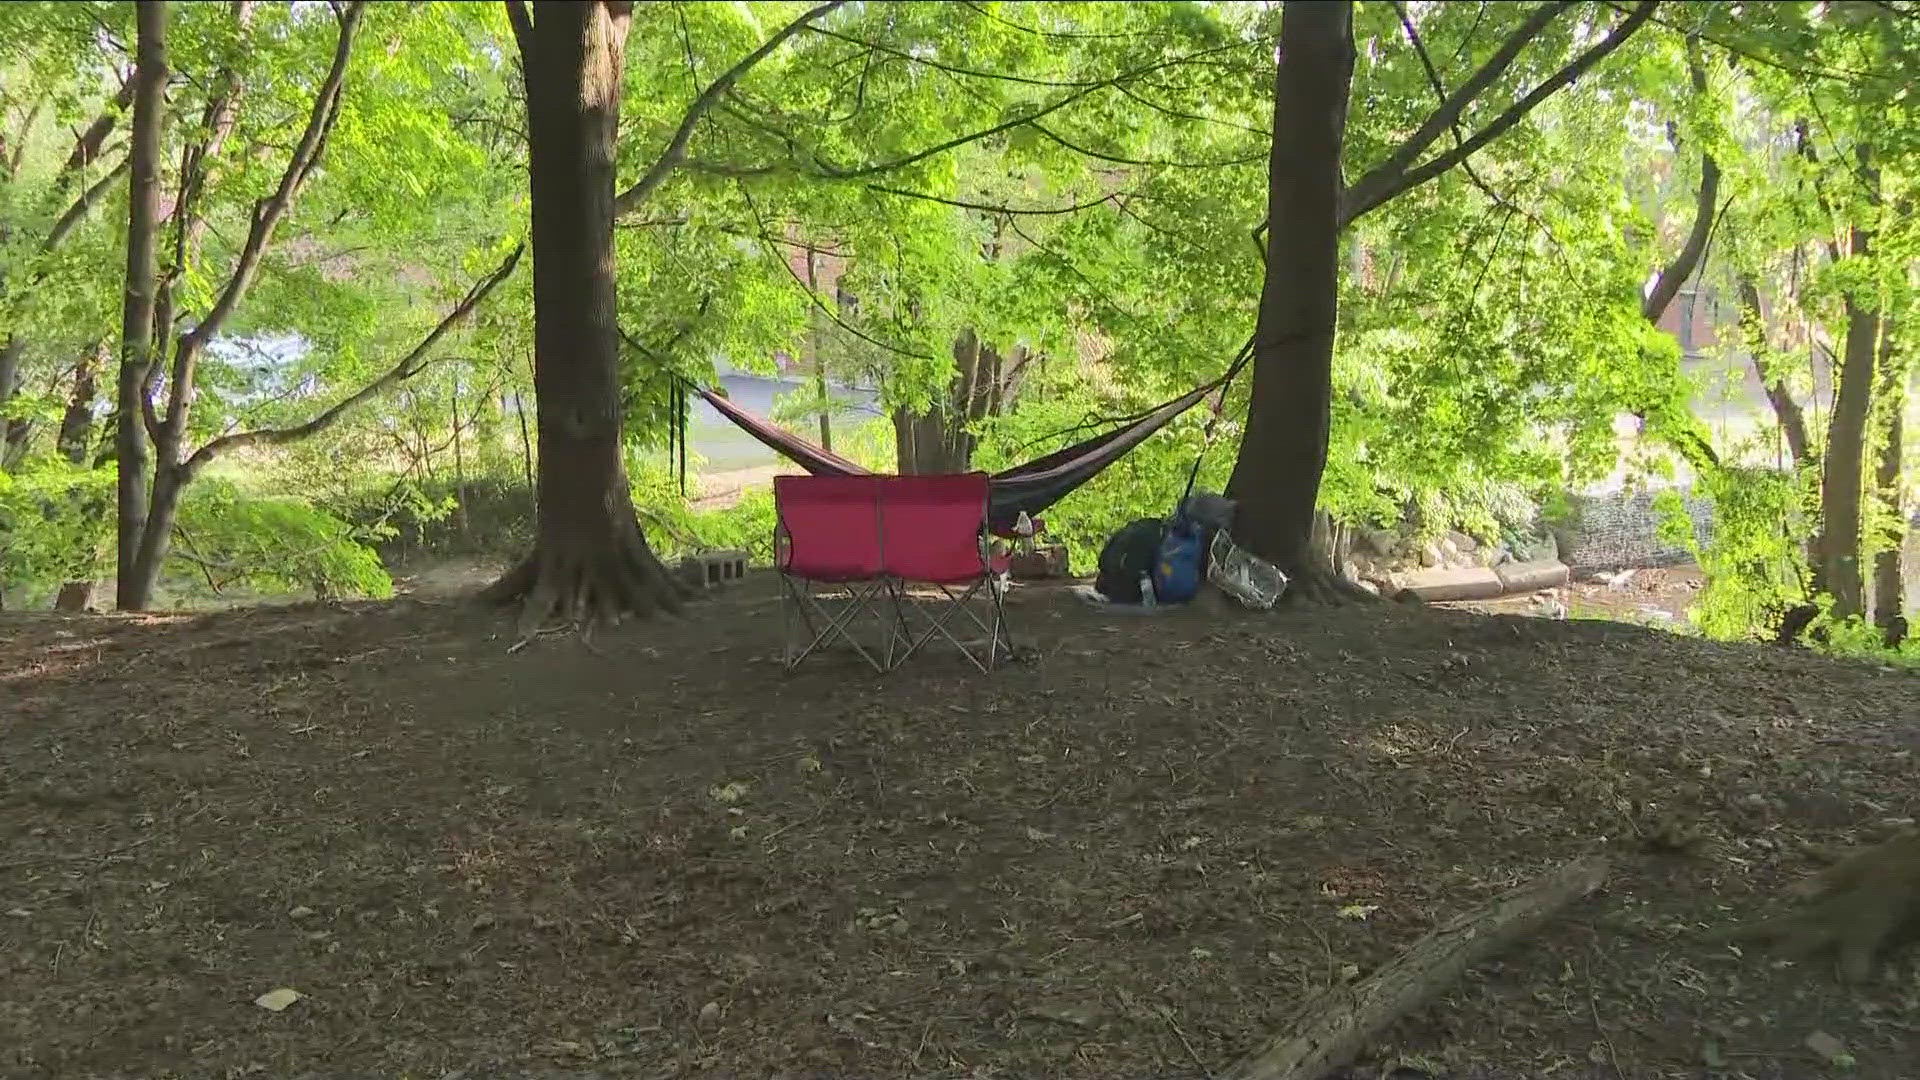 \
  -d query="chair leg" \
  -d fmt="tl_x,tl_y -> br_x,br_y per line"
987,576 -> 1011,669
783,575 -> 888,673
891,579 -> 998,673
